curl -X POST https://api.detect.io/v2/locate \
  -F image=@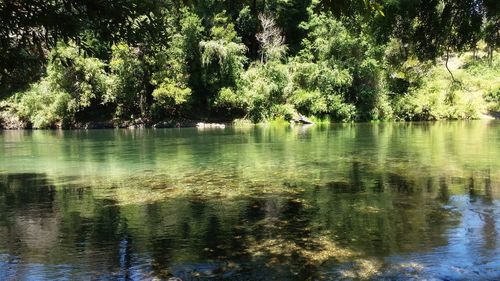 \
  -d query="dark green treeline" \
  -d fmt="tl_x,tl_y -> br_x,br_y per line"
0,0 -> 499,128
